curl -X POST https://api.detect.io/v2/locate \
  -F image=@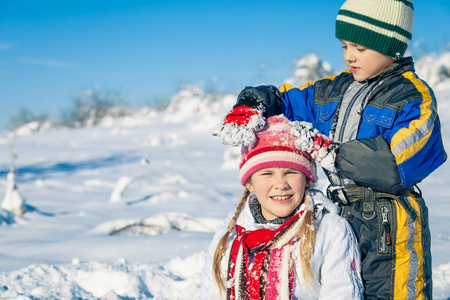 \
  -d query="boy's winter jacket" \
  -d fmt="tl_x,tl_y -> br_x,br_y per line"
279,57 -> 446,193
276,57 -> 444,299
201,189 -> 364,300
